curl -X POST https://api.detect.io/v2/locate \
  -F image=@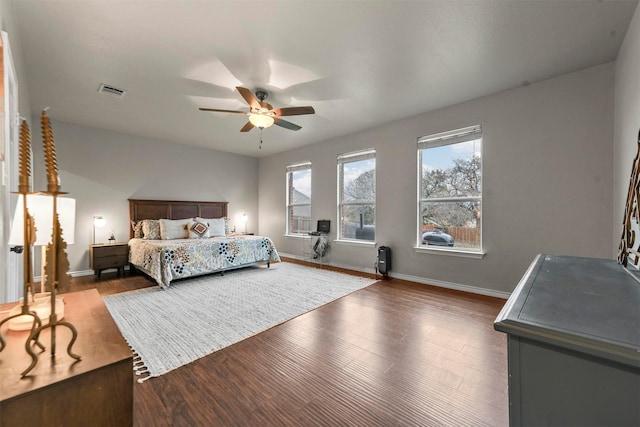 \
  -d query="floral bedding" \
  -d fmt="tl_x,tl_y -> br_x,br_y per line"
129,235 -> 281,288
